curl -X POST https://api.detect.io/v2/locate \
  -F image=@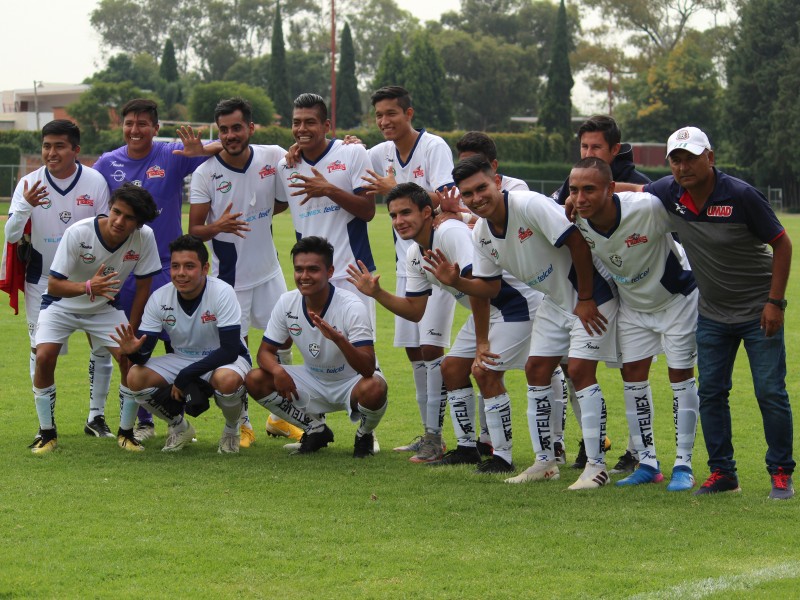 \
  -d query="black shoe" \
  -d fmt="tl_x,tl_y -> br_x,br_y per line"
571,439 -> 587,469
554,441 -> 566,465
353,432 -> 375,458
609,450 -> 639,474
476,440 -> 494,457
429,445 -> 482,466
296,424 -> 335,454
476,455 -> 515,474
84,415 -> 114,438
693,469 -> 741,495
